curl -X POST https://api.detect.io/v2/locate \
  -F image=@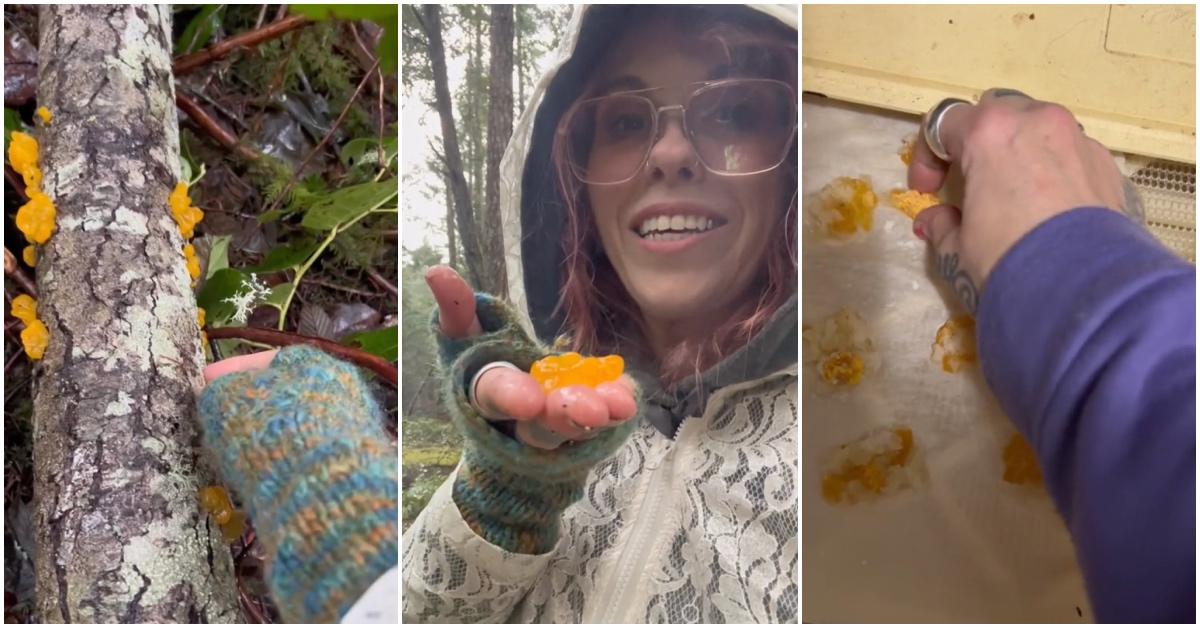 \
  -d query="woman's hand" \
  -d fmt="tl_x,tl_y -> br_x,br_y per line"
425,265 -> 638,450
908,89 -> 1136,313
